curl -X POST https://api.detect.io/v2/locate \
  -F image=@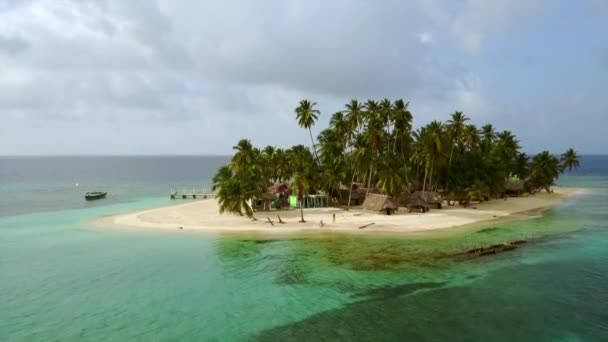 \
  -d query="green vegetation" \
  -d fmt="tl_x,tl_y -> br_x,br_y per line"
213,99 -> 580,218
